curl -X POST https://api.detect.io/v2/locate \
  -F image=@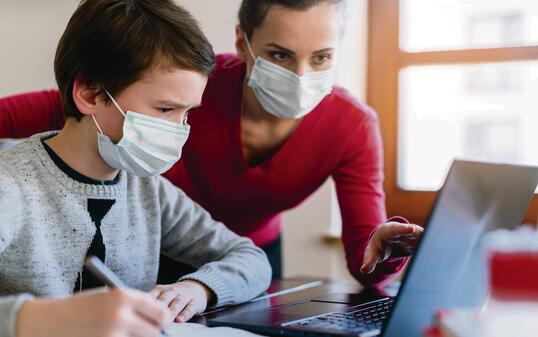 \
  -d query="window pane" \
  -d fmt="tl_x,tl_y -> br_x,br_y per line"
400,0 -> 538,52
398,61 -> 538,191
